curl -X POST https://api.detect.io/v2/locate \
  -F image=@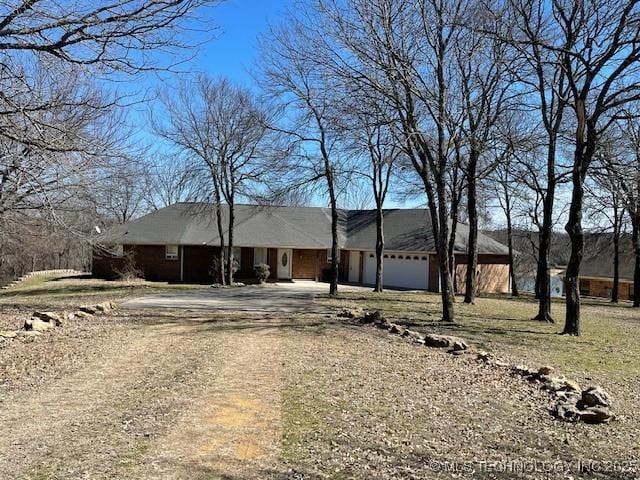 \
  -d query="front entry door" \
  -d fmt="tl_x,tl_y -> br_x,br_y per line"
277,248 -> 292,279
